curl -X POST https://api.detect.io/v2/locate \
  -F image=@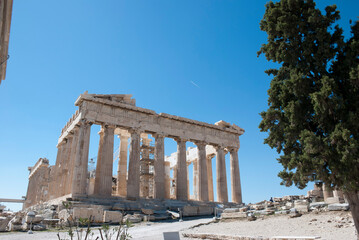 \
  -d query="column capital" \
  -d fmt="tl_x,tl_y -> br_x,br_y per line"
128,128 -> 142,135
194,141 -> 207,149
213,144 -> 225,151
174,137 -> 187,143
153,133 -> 165,139
79,118 -> 93,126
227,147 -> 239,153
